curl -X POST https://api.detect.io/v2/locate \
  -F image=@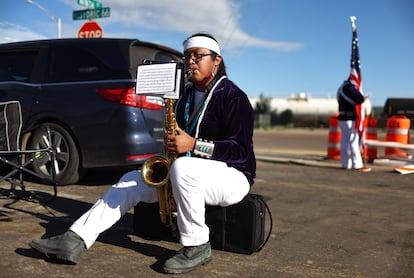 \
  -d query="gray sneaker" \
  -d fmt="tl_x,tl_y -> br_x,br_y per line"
30,230 -> 86,264
163,242 -> 212,274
